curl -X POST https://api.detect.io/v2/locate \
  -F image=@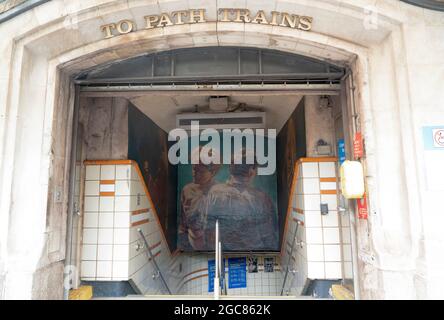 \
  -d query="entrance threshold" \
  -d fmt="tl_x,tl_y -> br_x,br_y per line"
95,295 -> 321,300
